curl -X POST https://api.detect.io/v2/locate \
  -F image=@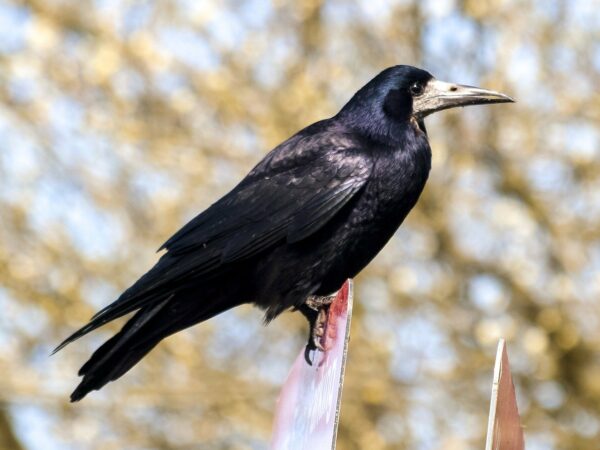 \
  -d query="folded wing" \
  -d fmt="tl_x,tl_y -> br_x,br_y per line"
54,135 -> 372,351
